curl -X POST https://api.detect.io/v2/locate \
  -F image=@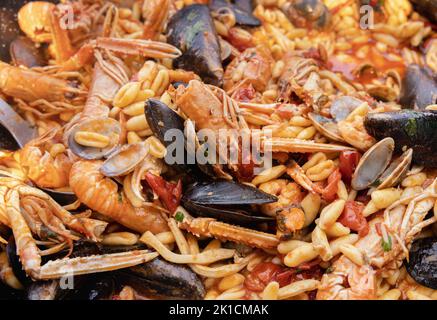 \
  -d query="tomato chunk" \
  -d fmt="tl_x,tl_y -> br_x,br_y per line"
339,151 -> 361,184
338,200 -> 369,237
144,173 -> 182,213
244,262 -> 282,292
321,168 -> 341,202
